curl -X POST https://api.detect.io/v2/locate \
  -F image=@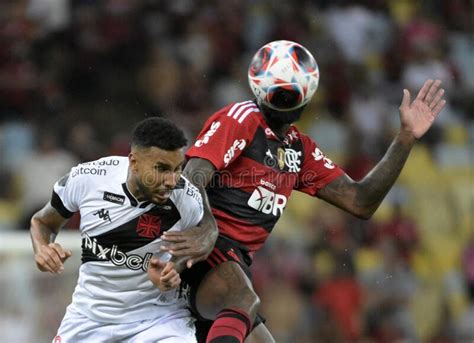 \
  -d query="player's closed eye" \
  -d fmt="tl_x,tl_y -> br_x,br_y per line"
155,166 -> 182,174
155,166 -> 168,172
